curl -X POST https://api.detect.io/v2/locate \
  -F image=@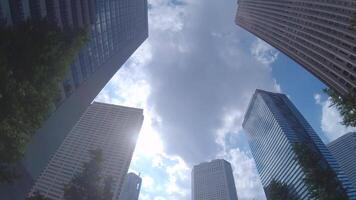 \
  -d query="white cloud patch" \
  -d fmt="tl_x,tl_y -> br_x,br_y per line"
223,148 -> 266,200
215,108 -> 266,199
165,155 -> 190,197
96,0 -> 285,199
314,94 -> 356,142
142,175 -> 155,191
251,39 -> 279,65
